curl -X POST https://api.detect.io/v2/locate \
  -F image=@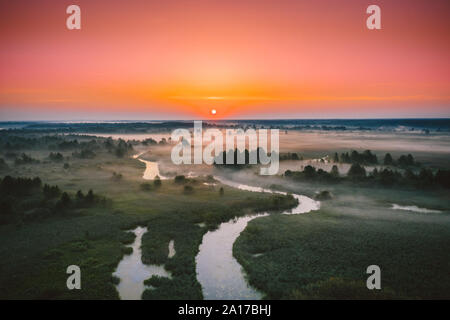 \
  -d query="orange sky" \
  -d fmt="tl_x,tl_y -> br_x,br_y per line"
0,0 -> 449,120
